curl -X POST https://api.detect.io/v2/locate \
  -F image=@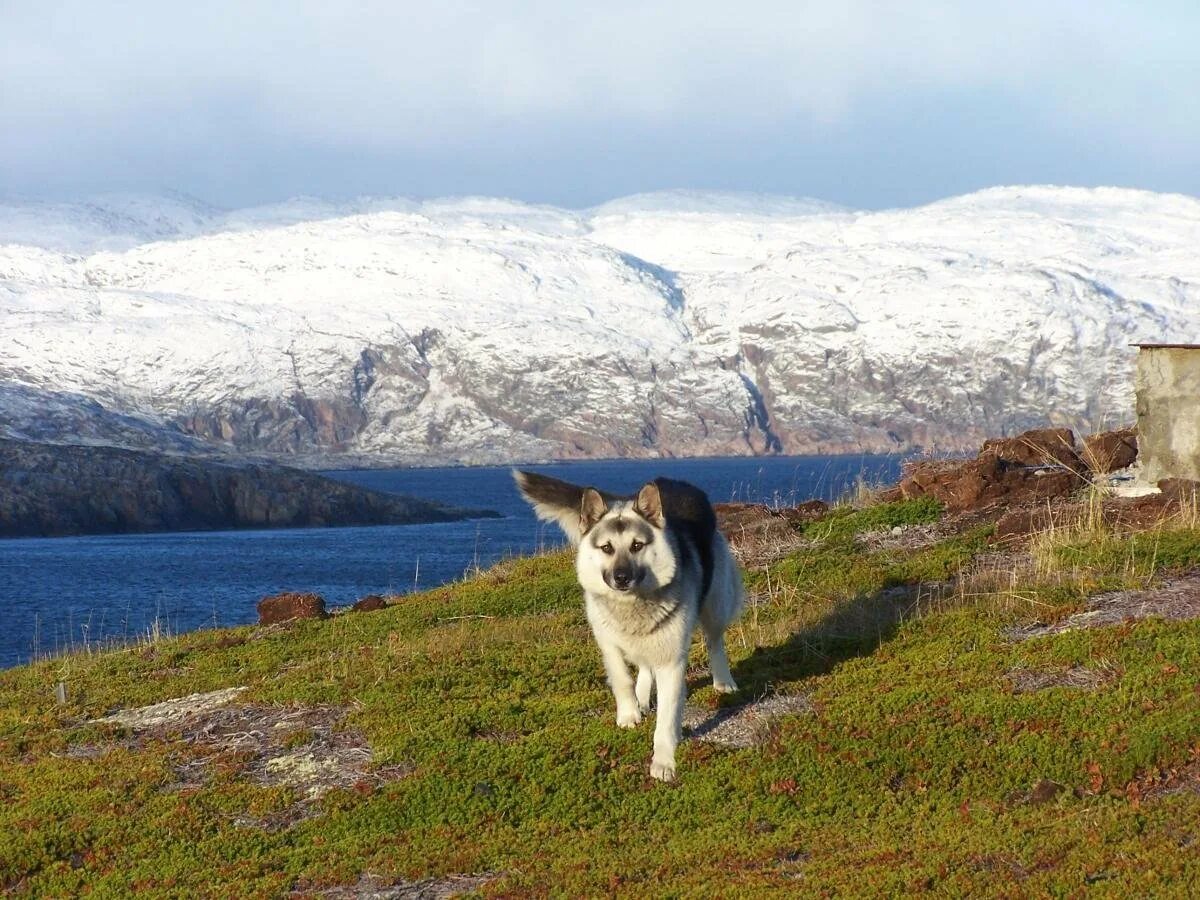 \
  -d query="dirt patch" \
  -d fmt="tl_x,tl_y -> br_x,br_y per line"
682,693 -> 813,749
992,482 -> 1199,542
717,501 -> 828,566
1005,665 -> 1115,693
90,688 -> 408,826
991,503 -> 1083,541
294,871 -> 496,899
1107,480 -> 1200,530
1009,569 -> 1200,640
